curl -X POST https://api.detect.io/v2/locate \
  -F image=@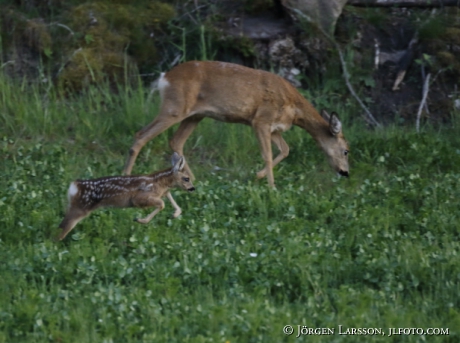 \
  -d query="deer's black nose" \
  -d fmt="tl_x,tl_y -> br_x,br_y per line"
188,187 -> 196,192
339,170 -> 349,177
